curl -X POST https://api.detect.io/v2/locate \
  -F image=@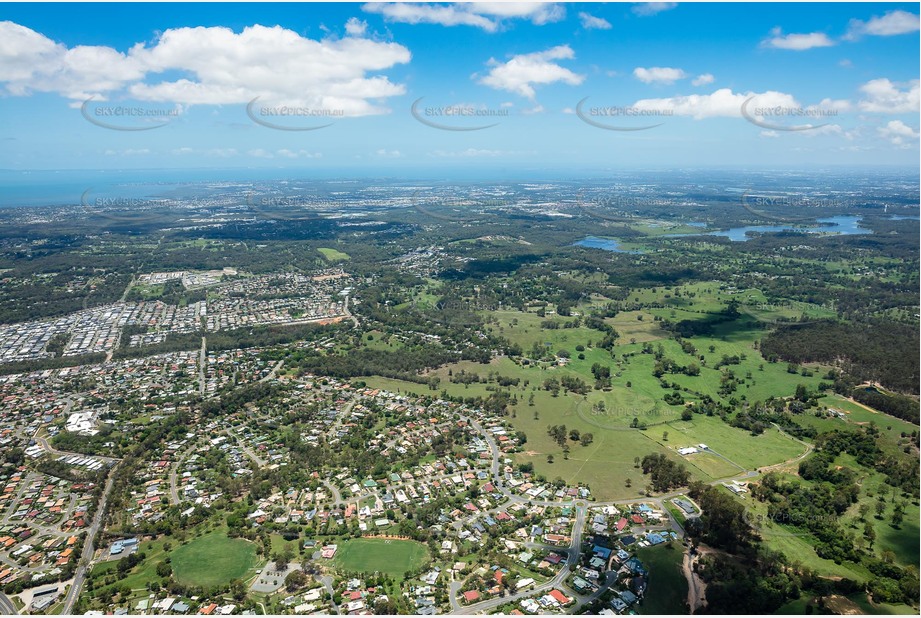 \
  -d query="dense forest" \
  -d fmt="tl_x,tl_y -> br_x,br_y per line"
761,320 -> 920,395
